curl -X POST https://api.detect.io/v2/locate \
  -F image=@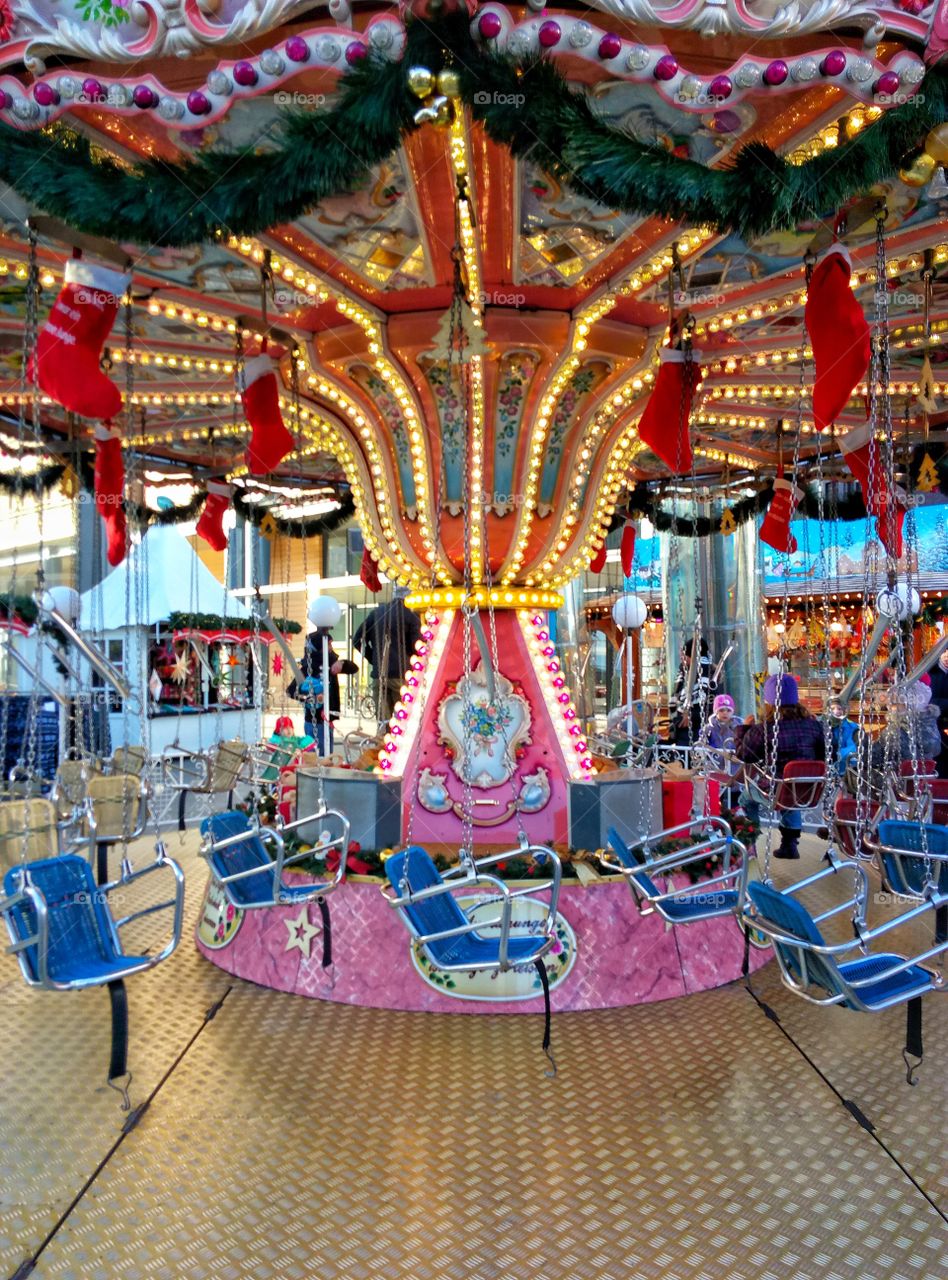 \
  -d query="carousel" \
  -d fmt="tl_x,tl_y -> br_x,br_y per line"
0,0 -> 946,1091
